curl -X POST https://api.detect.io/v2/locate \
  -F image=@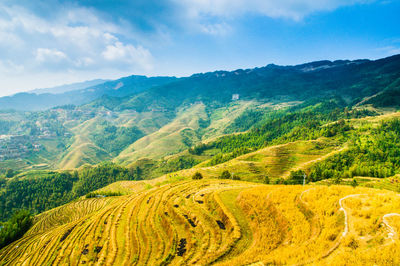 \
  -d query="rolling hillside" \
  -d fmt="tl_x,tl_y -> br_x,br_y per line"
1,177 -> 399,265
58,117 -> 113,169
1,55 -> 400,171
114,100 -> 260,166
168,138 -> 343,183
